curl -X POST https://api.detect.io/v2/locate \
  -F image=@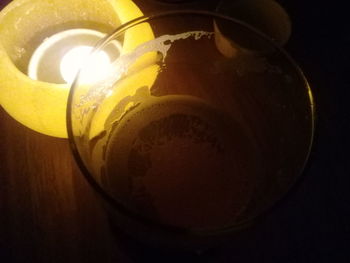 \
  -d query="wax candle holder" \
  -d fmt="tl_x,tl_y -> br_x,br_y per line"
0,0 -> 150,137
67,11 -> 315,248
